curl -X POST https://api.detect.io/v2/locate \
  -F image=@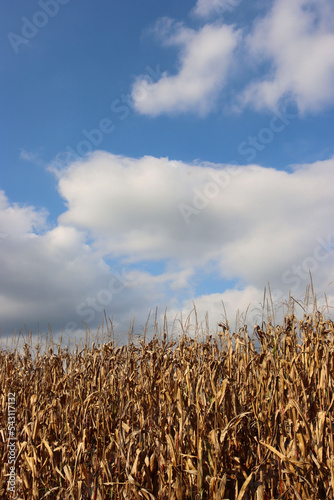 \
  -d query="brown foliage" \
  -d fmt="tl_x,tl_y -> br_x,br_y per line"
1,311 -> 334,499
